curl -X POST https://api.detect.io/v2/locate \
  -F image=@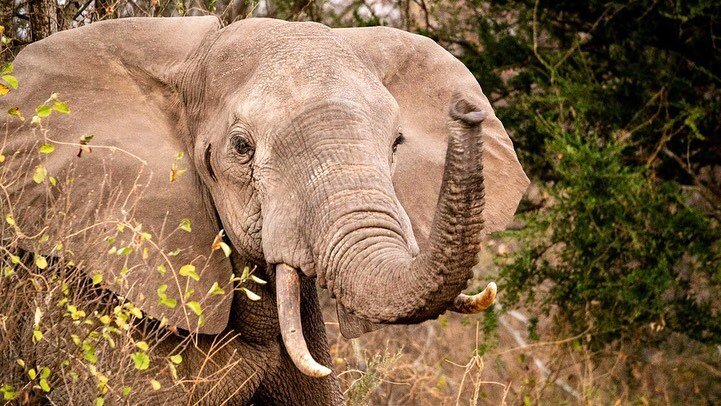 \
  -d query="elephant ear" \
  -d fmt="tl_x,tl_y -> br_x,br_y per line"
334,27 -> 529,338
2,17 -> 233,334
